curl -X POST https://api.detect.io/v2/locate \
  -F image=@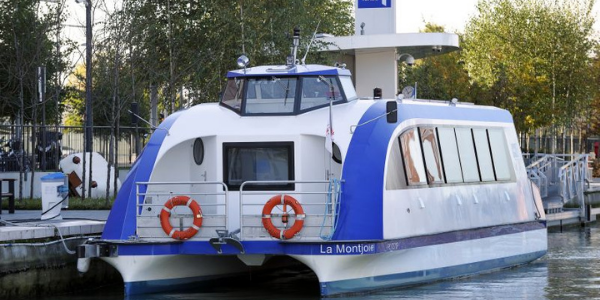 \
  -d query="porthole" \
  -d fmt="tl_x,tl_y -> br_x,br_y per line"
193,138 -> 204,165
332,143 -> 342,164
